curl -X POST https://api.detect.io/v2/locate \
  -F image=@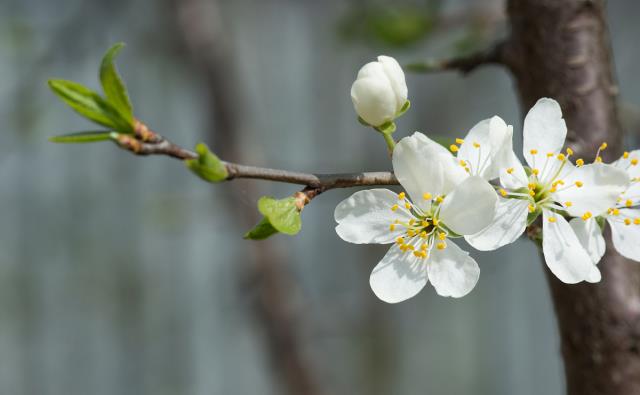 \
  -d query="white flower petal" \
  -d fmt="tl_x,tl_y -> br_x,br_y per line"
438,176 -> 498,235
392,133 -> 446,210
350,77 -> 397,127
465,197 -> 529,251
542,209 -> 595,284
499,151 -> 528,189
369,243 -> 428,303
377,55 -> 408,112
523,98 -> 567,167
412,132 -> 469,193
609,208 -> 640,262
427,241 -> 480,298
553,163 -> 629,217
568,217 -> 605,265
356,61 -> 387,80
458,116 -> 512,180
335,189 -> 414,244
